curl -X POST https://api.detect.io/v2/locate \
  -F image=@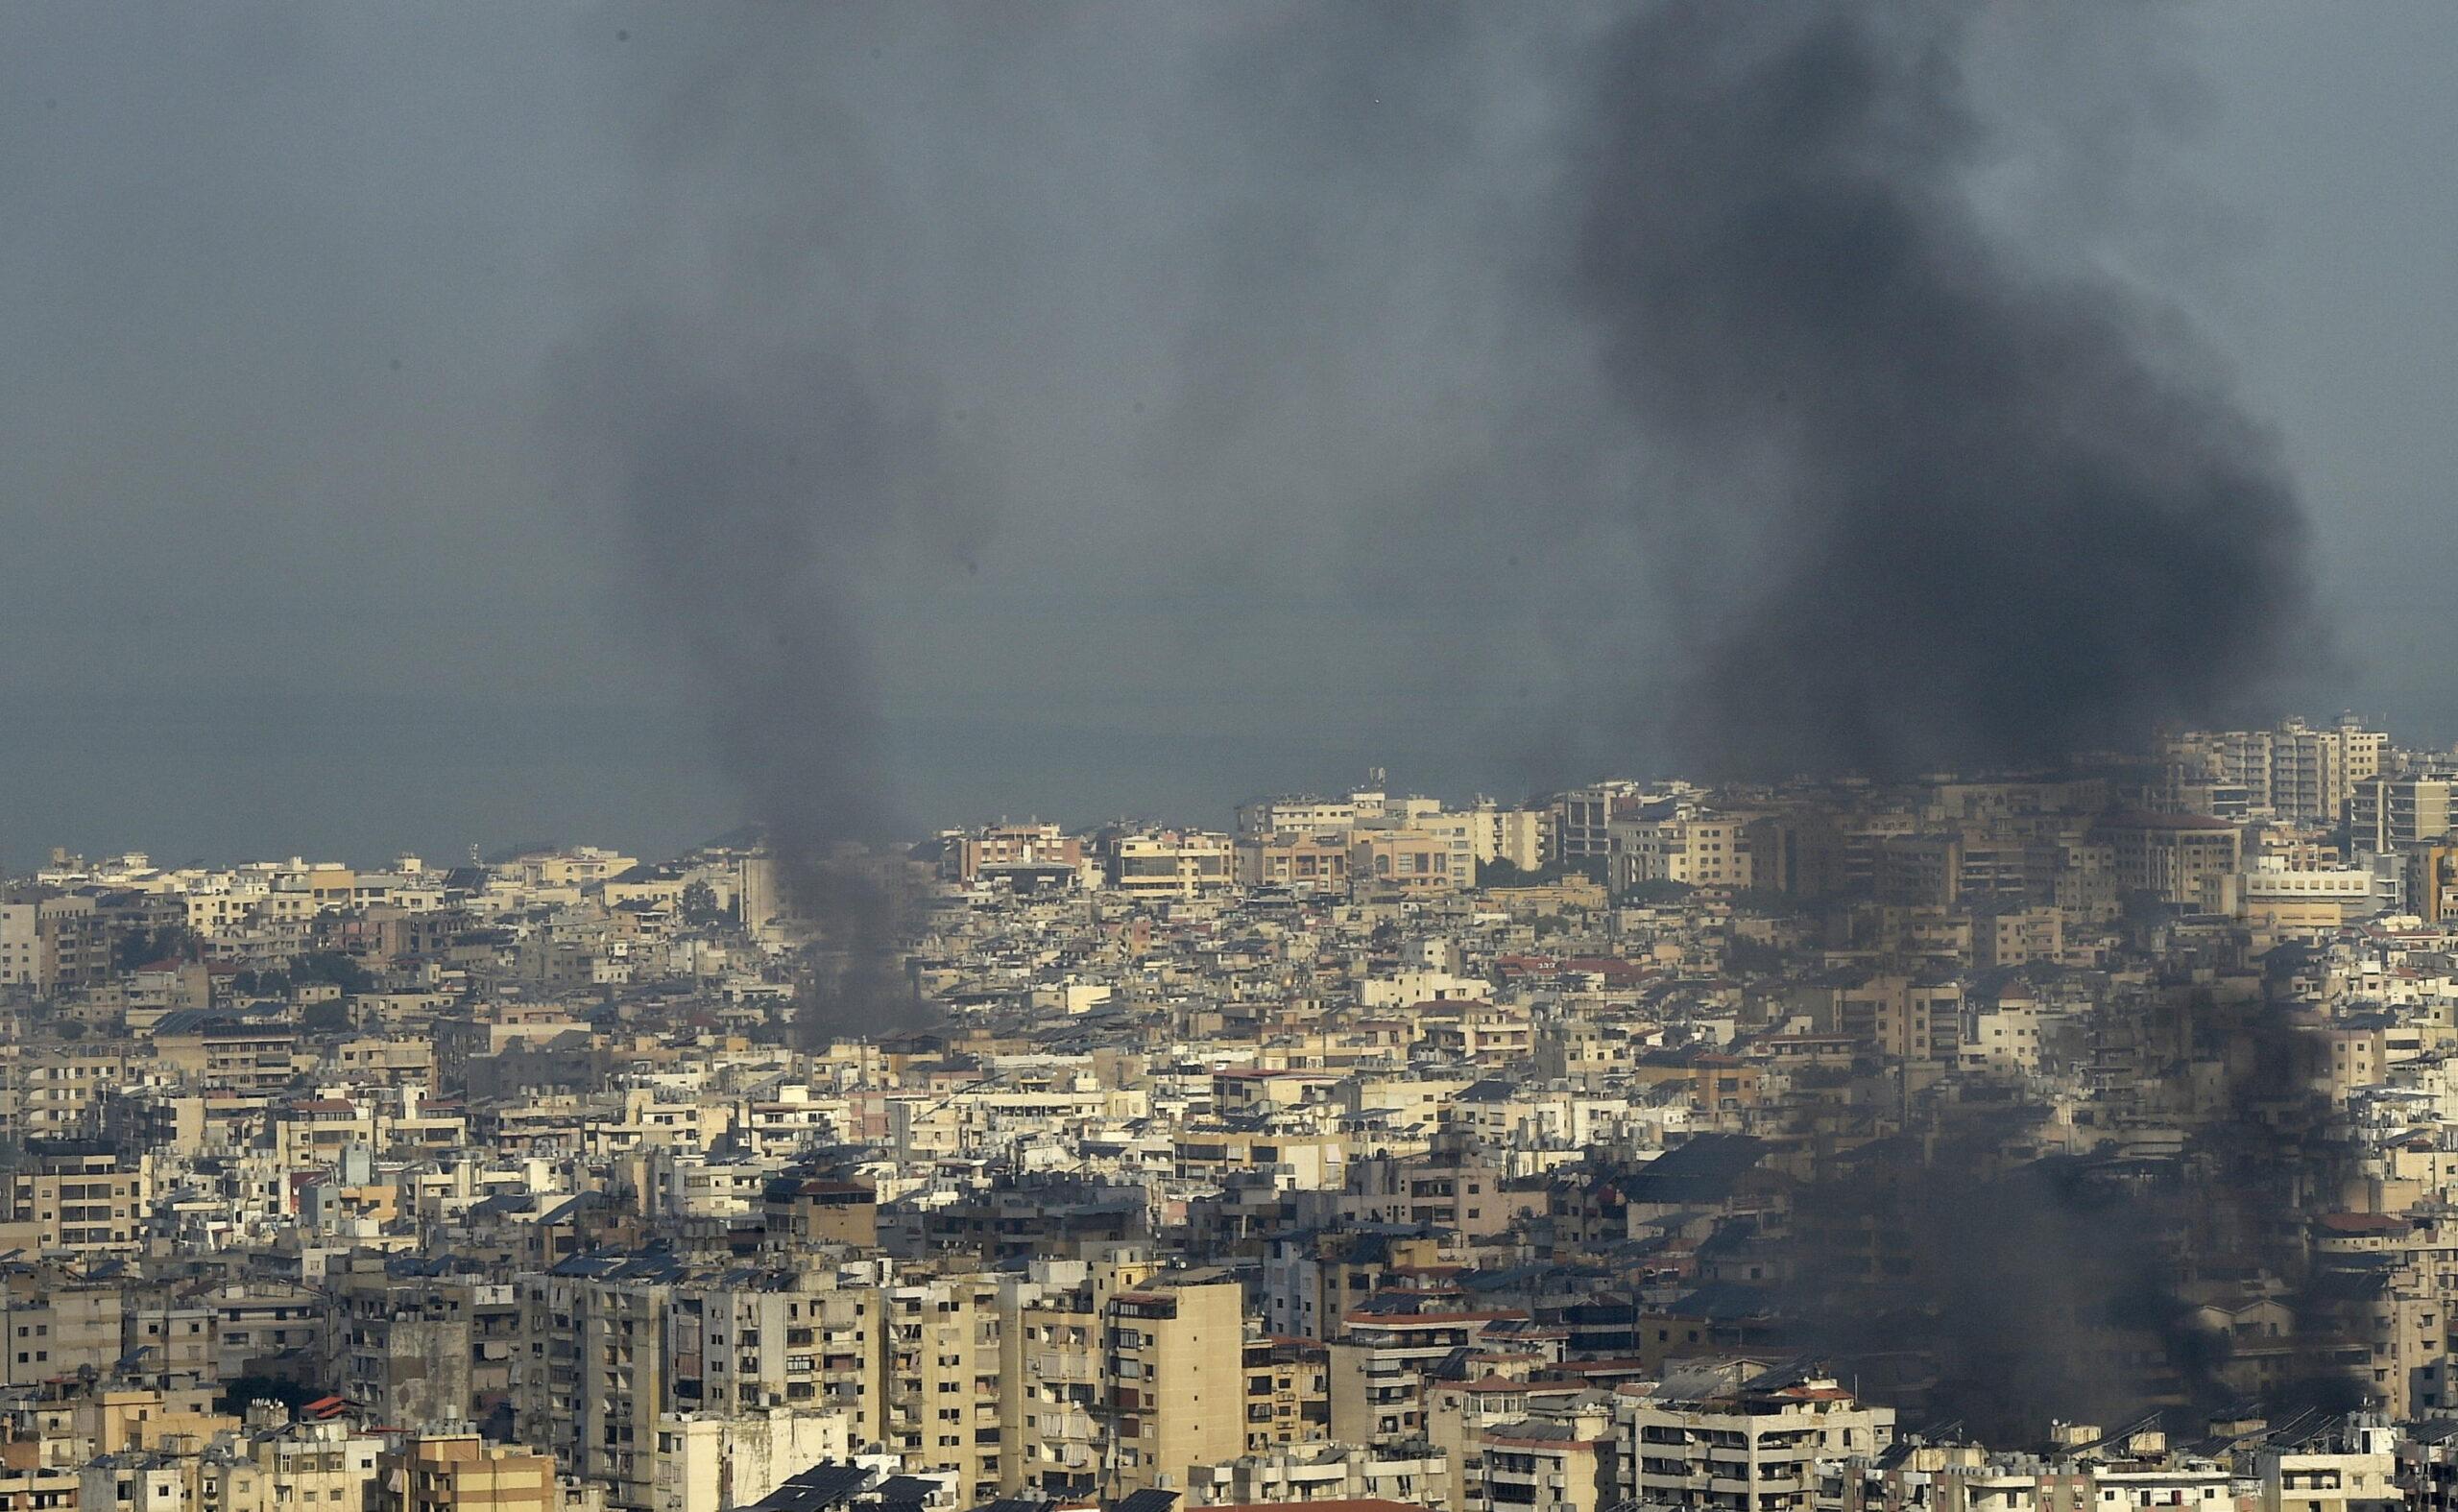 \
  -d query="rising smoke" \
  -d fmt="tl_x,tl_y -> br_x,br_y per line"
546,13 -> 1001,1044
1564,2 -> 2315,778
1545,1 -> 2335,1433
550,8 -> 2317,1047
